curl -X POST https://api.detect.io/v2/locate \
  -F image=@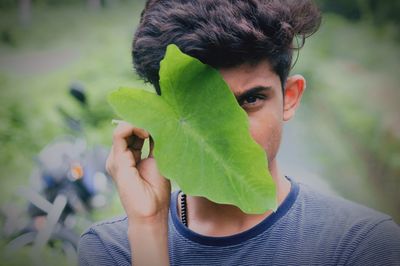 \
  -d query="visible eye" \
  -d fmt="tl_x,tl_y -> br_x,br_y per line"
240,94 -> 266,108
244,96 -> 258,104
